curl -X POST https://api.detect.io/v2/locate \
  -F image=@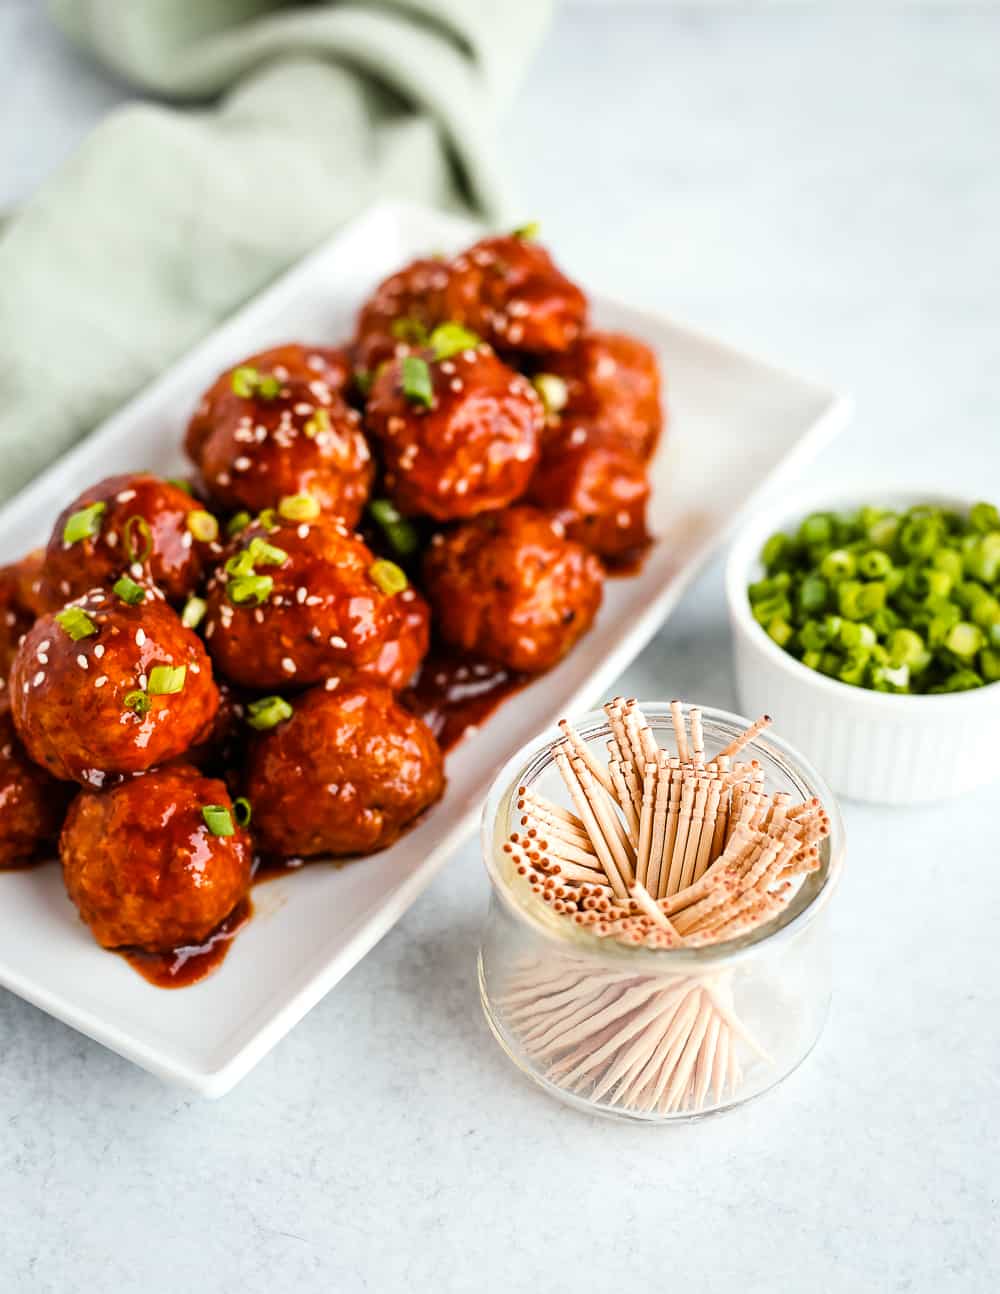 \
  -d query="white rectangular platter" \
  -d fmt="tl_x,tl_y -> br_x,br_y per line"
0,201 -> 851,1095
